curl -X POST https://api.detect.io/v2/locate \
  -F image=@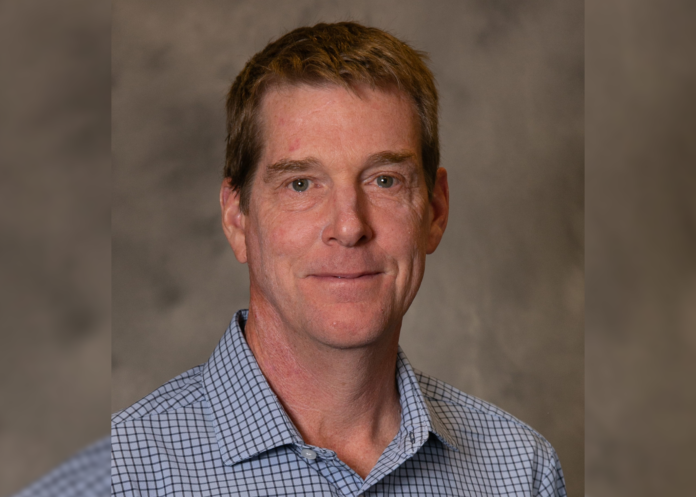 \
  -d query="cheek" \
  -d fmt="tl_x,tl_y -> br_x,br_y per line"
375,203 -> 429,257
373,207 -> 428,304
254,208 -> 322,269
